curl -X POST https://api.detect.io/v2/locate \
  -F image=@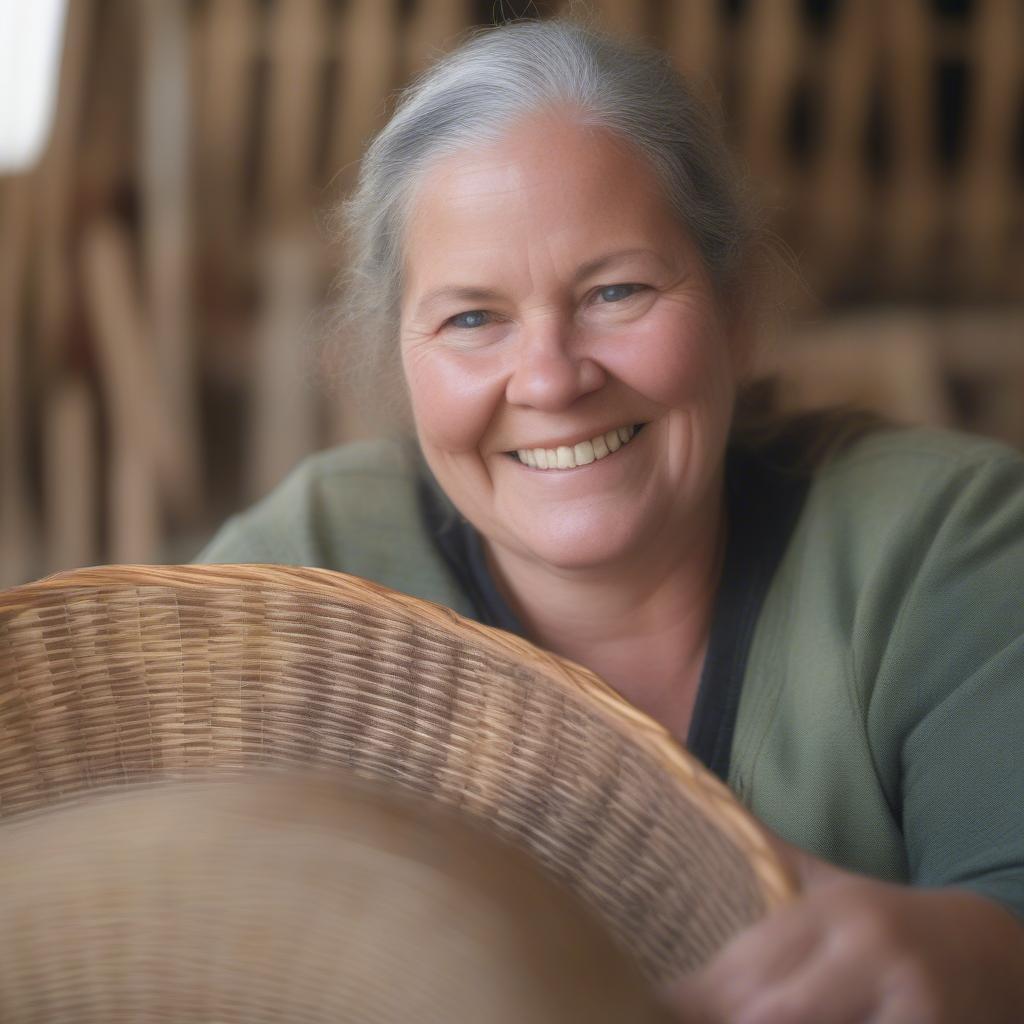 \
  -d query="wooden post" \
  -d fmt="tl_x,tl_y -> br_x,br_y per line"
31,0 -> 93,381
881,1 -> 937,285
246,233 -> 320,501
737,0 -> 804,217
0,177 -> 38,587
591,0 -> 649,40
244,0 -> 329,492
139,0 -> 201,521
403,0 -> 469,80
667,0 -> 722,98
105,436 -> 161,565
957,0 -> 1022,295
325,0 -> 401,445
262,0 -> 326,227
194,0 -> 256,258
329,0 -> 399,194
82,219 -> 185,564
43,376 -> 98,574
809,0 -> 878,284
